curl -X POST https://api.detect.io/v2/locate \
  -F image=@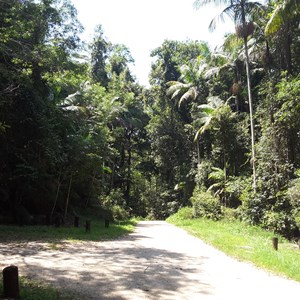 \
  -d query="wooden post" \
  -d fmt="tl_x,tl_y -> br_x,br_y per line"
74,216 -> 79,228
272,237 -> 278,251
3,265 -> 20,299
105,219 -> 110,228
298,239 -> 300,250
85,220 -> 91,233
